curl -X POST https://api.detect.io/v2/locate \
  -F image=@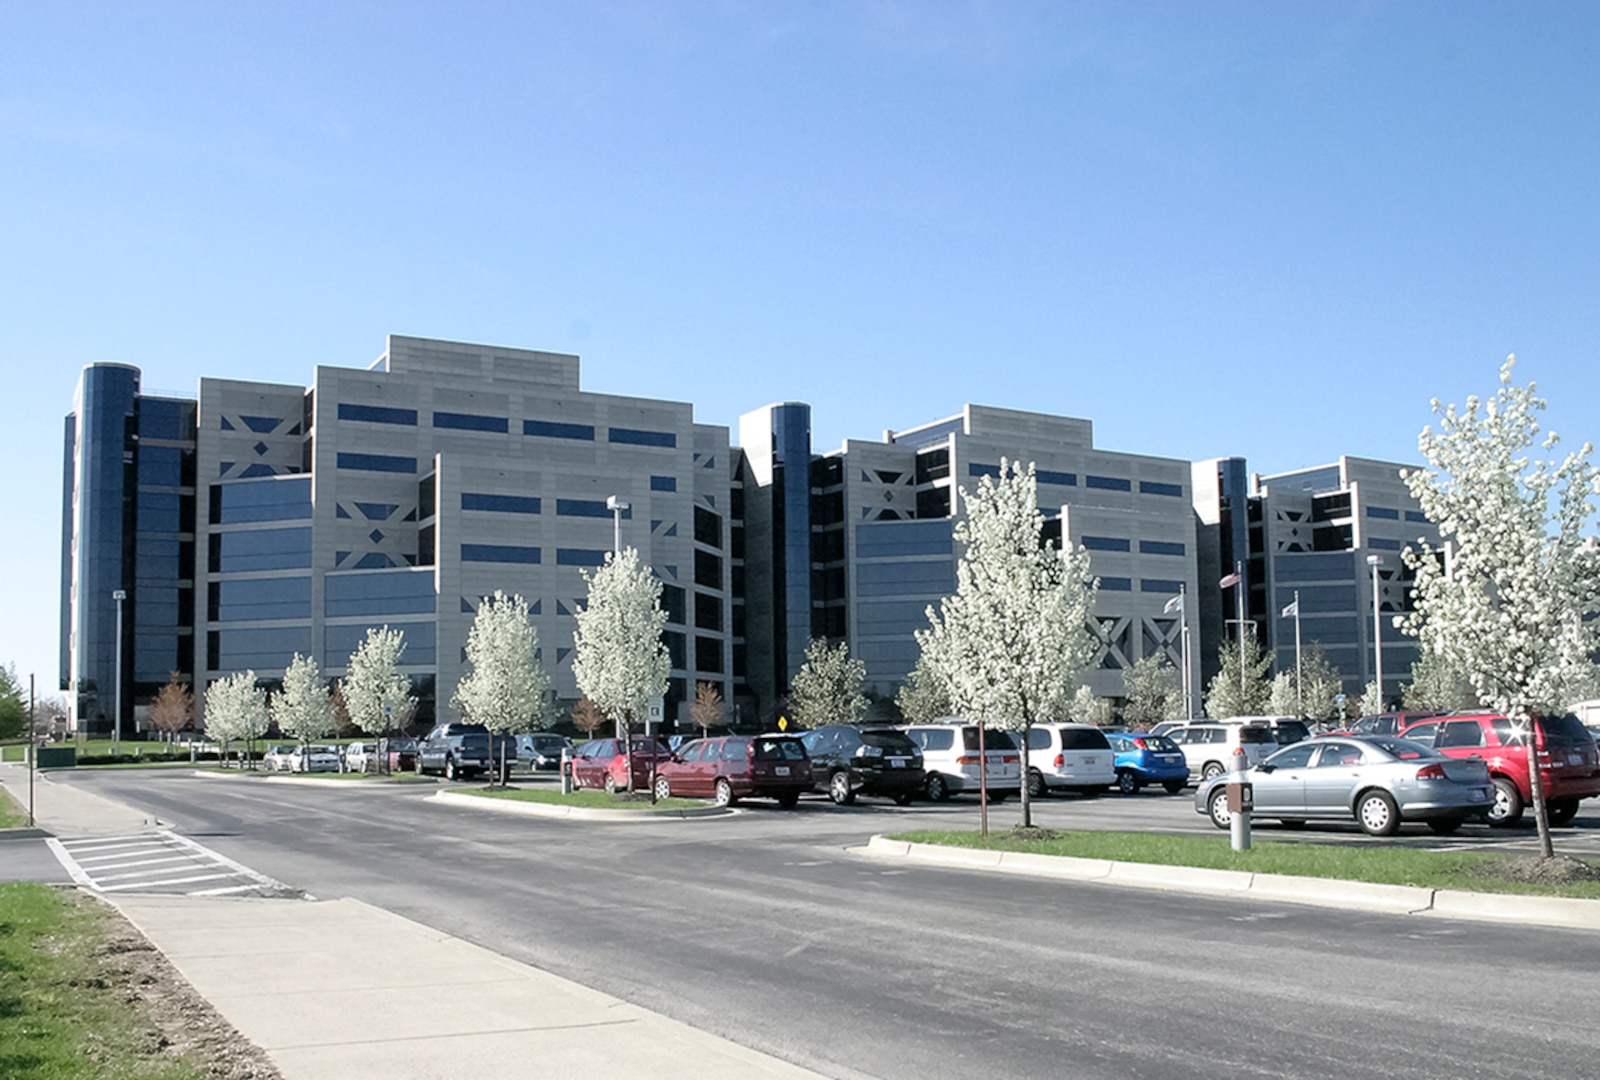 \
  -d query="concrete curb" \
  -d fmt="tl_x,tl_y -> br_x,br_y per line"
431,788 -> 729,820
853,835 -> 1600,930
